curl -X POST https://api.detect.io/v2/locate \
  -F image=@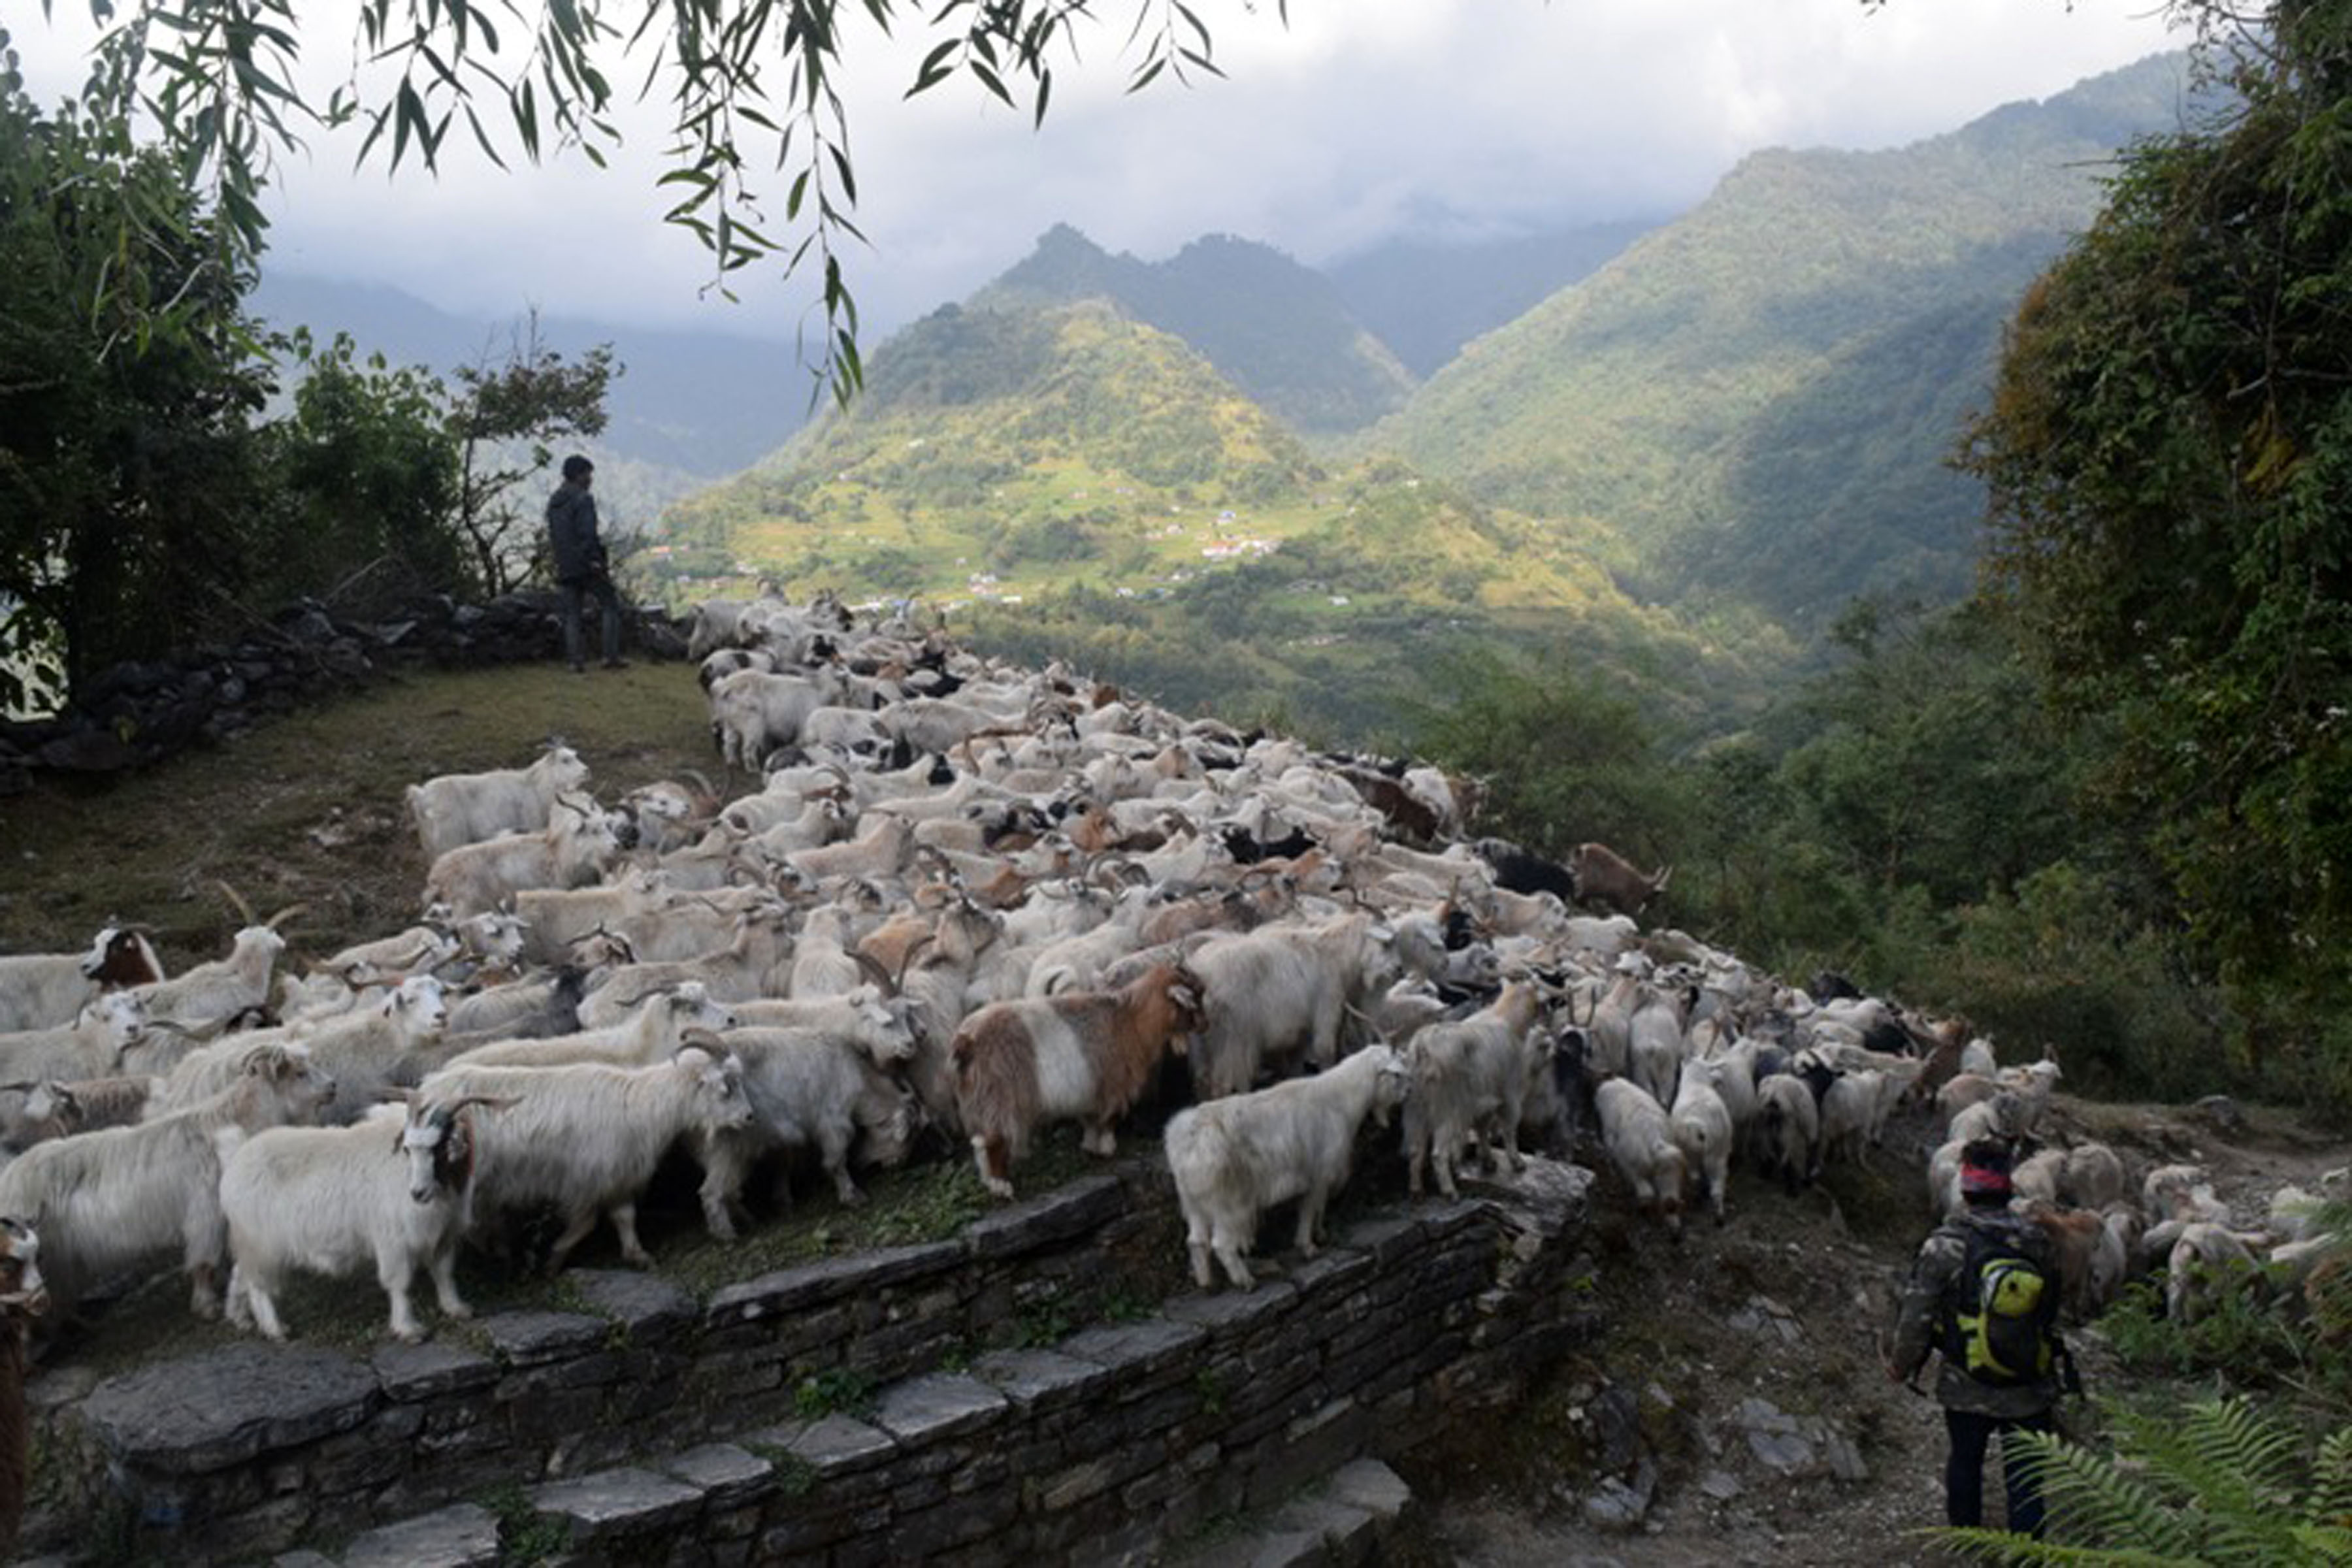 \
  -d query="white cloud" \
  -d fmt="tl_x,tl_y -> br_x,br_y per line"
10,1 -> 2189,351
